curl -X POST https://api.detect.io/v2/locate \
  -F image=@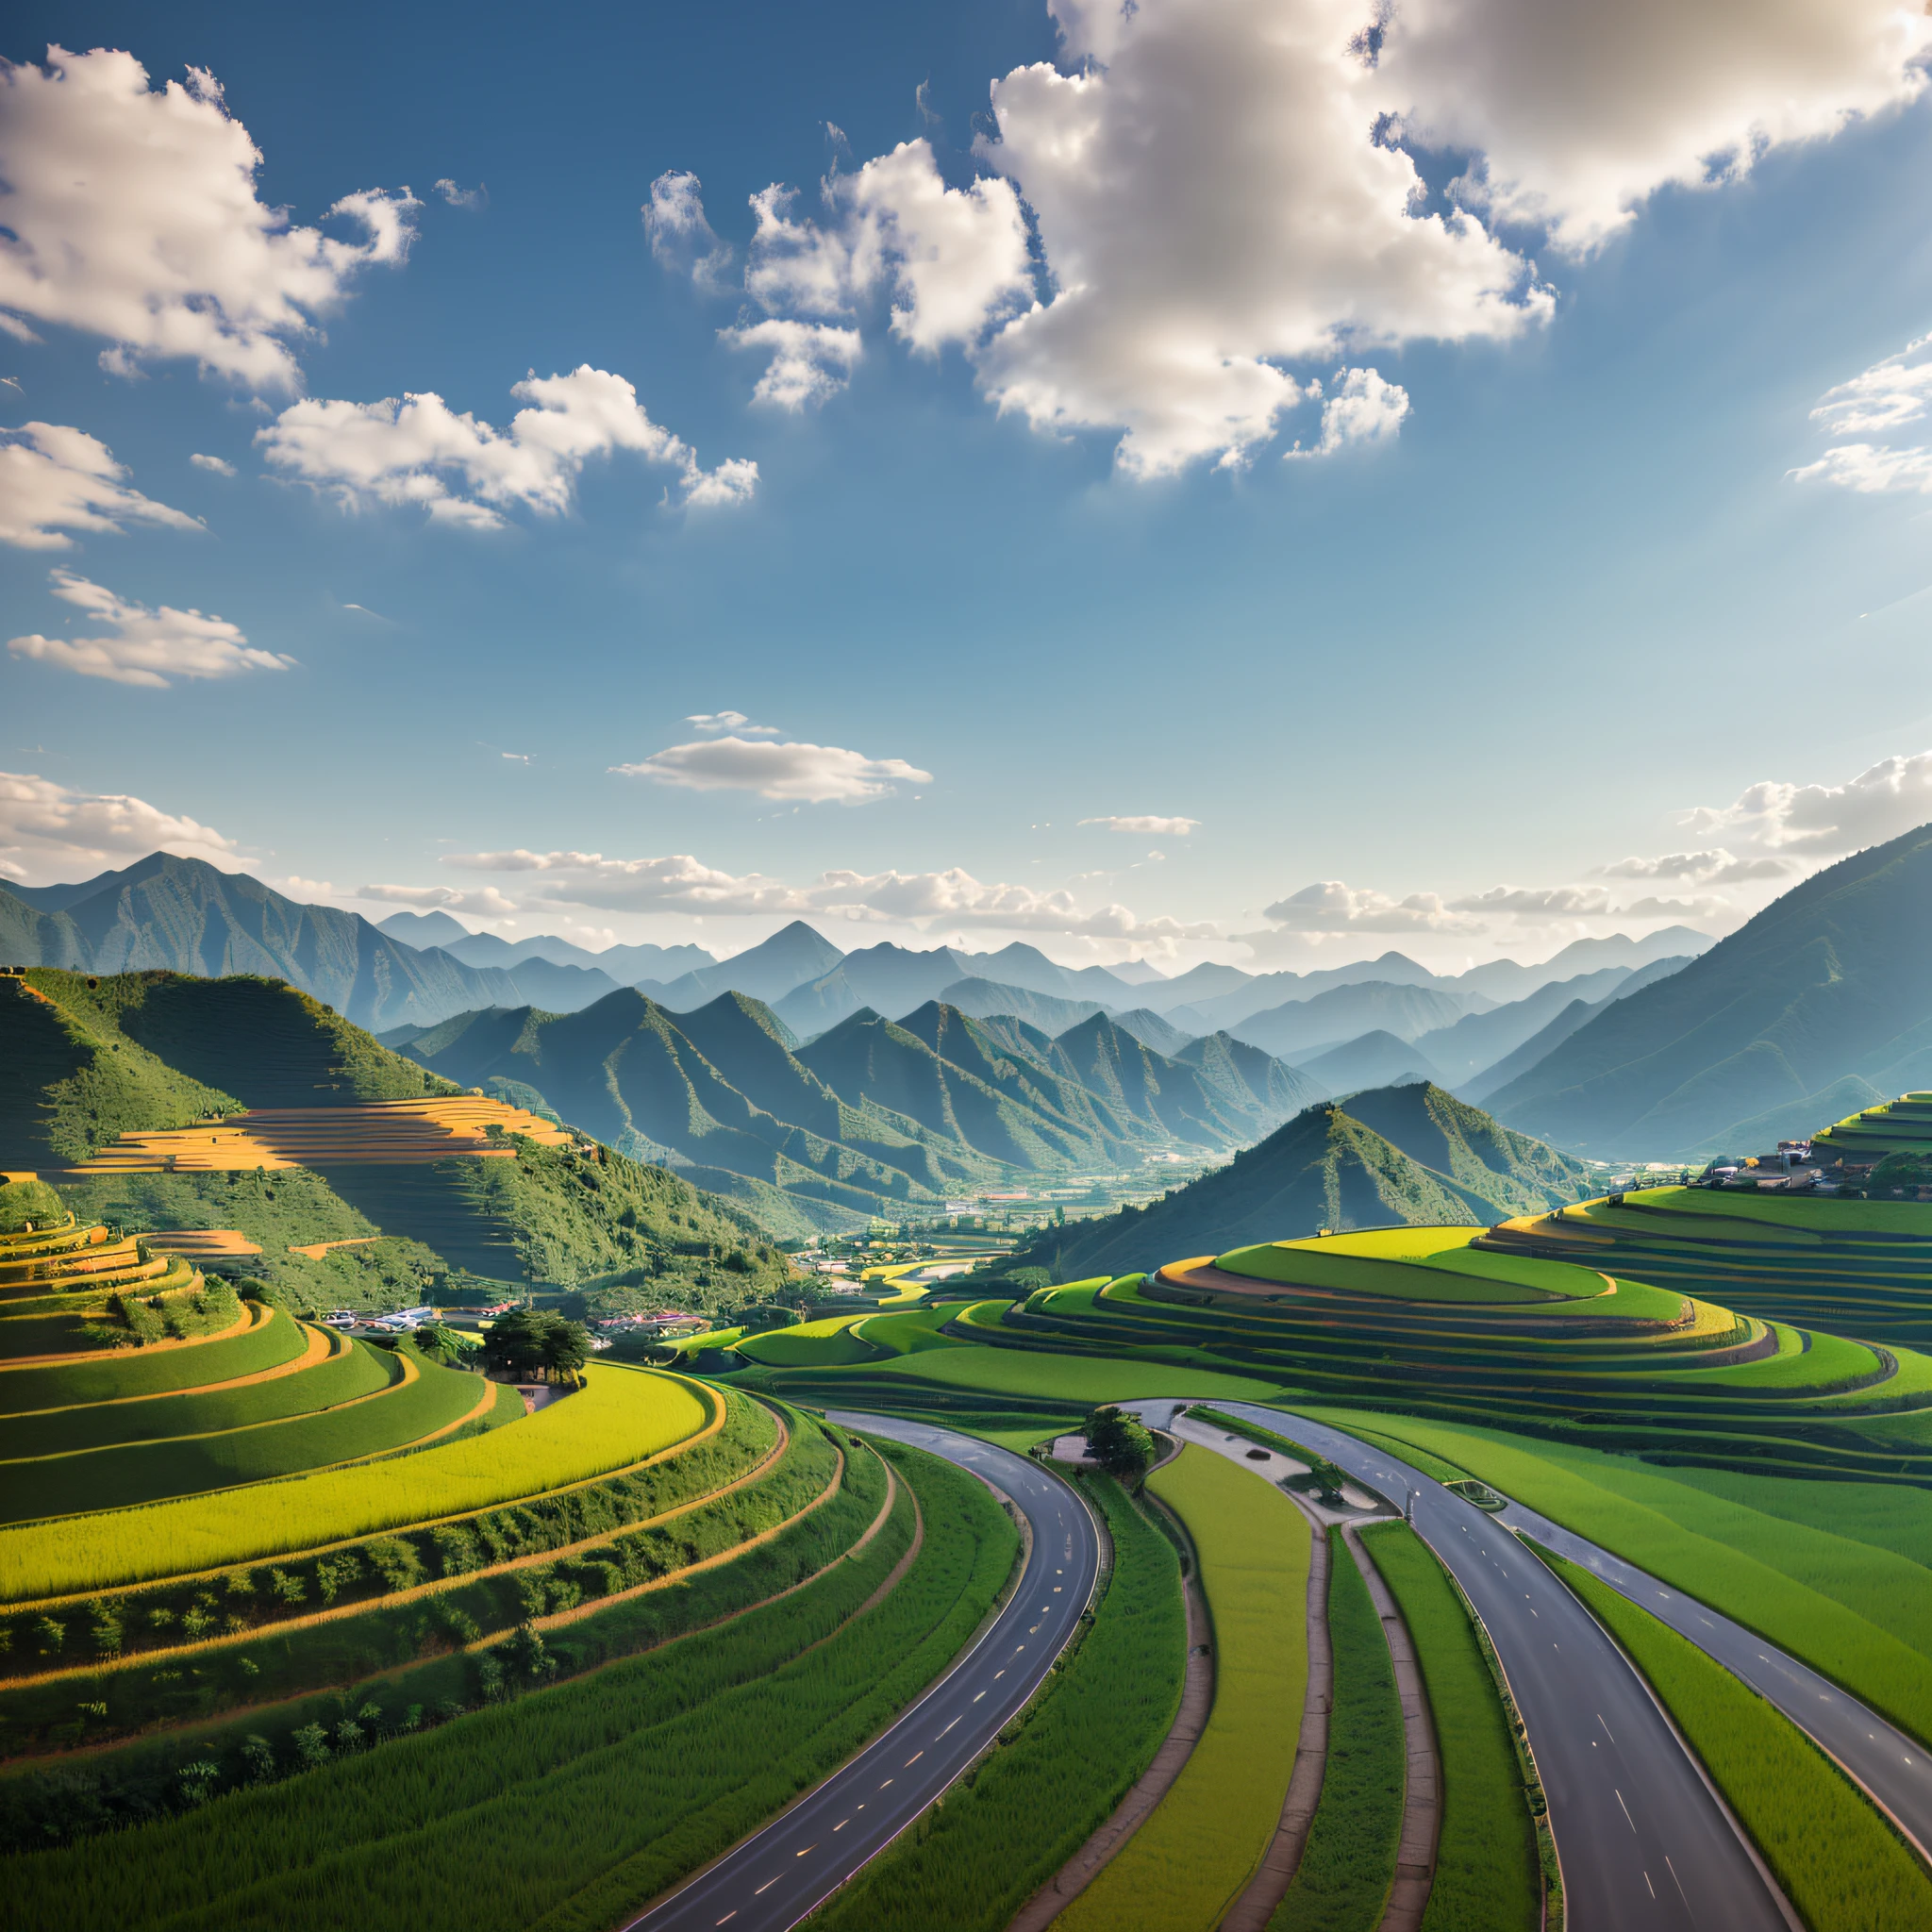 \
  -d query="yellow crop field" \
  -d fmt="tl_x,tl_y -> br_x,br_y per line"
0,1363 -> 714,1602
63,1096 -> 575,1175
